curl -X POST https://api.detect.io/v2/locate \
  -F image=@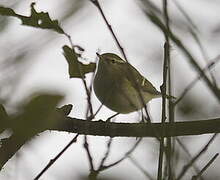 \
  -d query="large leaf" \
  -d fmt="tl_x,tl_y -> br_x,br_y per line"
63,45 -> 96,78
11,93 -> 64,136
0,2 -> 64,34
